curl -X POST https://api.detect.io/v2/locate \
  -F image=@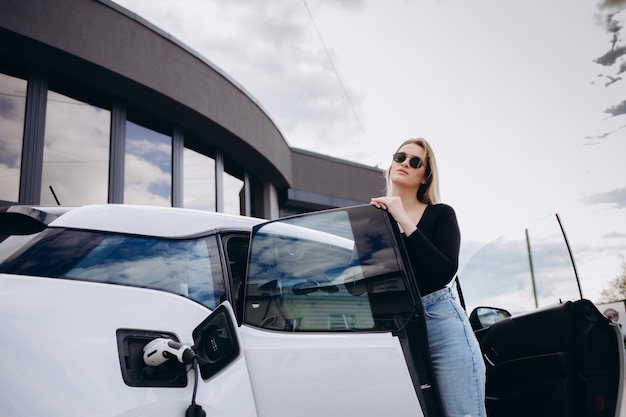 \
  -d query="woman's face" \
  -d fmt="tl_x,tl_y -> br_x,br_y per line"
389,143 -> 427,190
